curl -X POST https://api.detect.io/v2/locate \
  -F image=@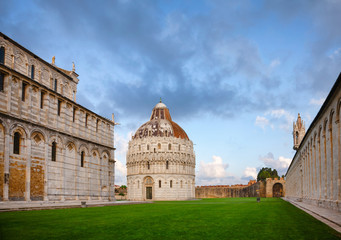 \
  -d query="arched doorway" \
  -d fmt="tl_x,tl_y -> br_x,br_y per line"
273,183 -> 283,197
144,176 -> 154,200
